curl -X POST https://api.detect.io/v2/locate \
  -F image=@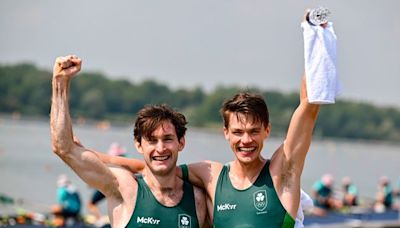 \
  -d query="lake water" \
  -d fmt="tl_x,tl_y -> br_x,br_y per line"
0,117 -> 399,214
